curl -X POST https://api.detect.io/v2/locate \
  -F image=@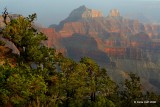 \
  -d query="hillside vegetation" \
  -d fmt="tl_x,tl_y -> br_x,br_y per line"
0,12 -> 160,107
